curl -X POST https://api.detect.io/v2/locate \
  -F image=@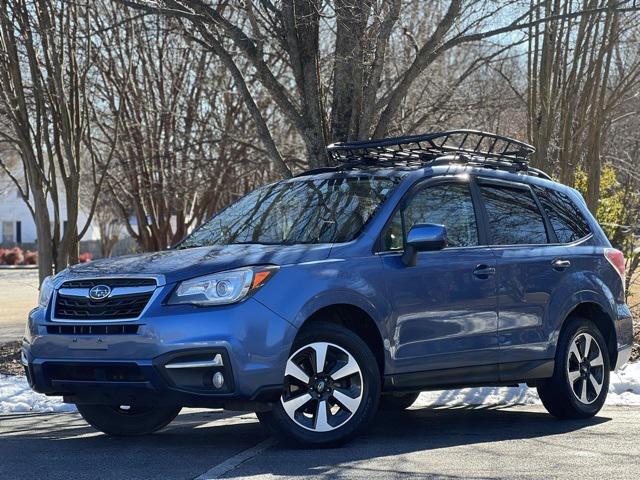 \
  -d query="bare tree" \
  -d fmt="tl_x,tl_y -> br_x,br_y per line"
0,0 -> 121,282
2,0 -> 639,268
527,0 -> 640,212
93,6 -> 285,251
121,0 -> 640,170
